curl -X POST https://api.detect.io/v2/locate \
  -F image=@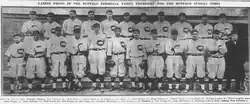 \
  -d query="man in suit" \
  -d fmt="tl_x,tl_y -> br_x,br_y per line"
224,31 -> 247,93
